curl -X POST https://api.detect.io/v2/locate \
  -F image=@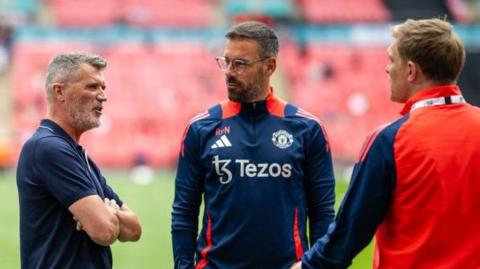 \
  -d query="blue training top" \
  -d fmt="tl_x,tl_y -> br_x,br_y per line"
16,119 -> 123,269
172,92 -> 336,269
